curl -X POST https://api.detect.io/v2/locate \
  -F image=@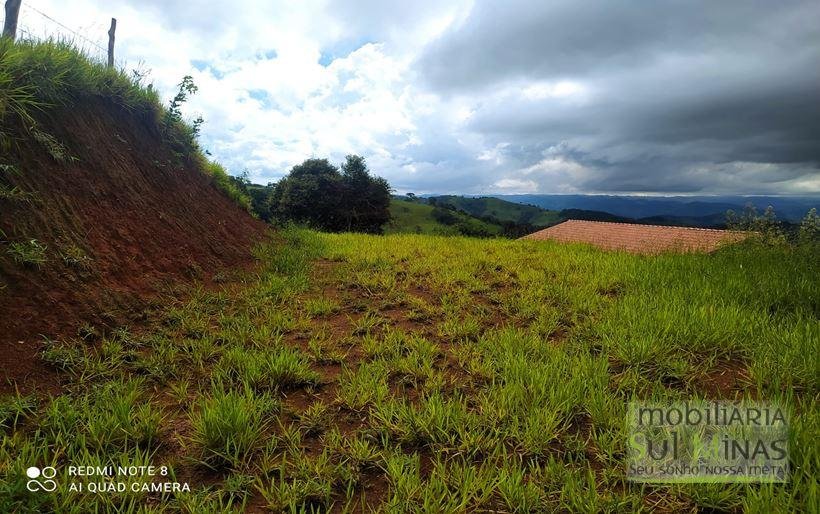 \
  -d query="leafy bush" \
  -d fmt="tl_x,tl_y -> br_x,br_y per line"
727,205 -> 820,247
453,220 -> 496,238
430,205 -> 498,237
